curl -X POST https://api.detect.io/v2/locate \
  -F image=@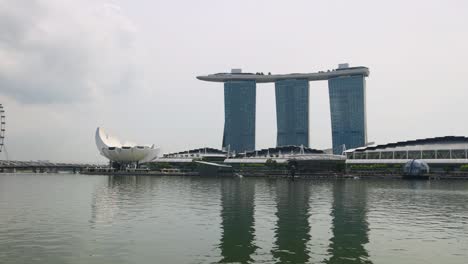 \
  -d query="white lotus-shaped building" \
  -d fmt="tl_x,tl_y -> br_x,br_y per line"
95,127 -> 160,163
